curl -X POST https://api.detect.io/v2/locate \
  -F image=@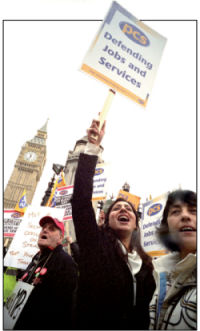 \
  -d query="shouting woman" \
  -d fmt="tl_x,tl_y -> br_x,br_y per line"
71,120 -> 155,330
